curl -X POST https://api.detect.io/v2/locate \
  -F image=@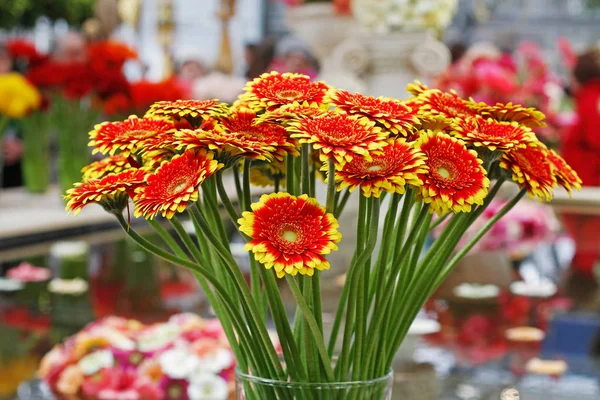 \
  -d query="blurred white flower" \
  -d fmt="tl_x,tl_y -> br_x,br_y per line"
196,348 -> 233,374
78,349 -> 114,375
159,347 -> 201,379
48,278 -> 89,295
138,323 -> 180,352
188,373 -> 229,400
355,0 -> 458,32
49,241 -> 89,259
0,277 -> 24,292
